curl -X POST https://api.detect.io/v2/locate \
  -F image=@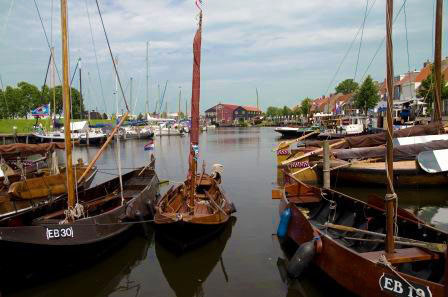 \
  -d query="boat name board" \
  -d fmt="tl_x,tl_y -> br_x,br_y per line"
379,273 -> 432,297
46,227 -> 74,240
277,149 -> 289,156
289,161 -> 310,169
